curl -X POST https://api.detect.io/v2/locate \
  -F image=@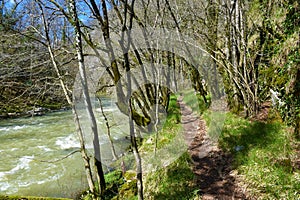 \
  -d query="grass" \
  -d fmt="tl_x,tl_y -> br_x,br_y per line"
104,170 -> 137,200
218,112 -> 300,199
86,91 -> 300,199
141,94 -> 198,199
182,90 -> 210,114
140,94 -> 182,152
98,93 -> 198,199
143,152 -> 197,200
